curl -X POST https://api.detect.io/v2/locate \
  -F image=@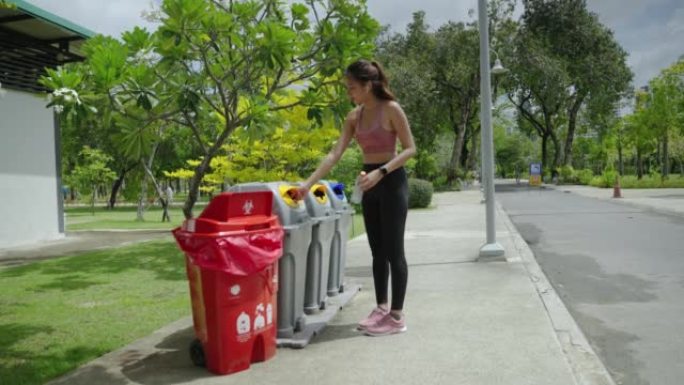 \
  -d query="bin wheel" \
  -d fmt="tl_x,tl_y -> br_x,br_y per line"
189,339 -> 205,367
